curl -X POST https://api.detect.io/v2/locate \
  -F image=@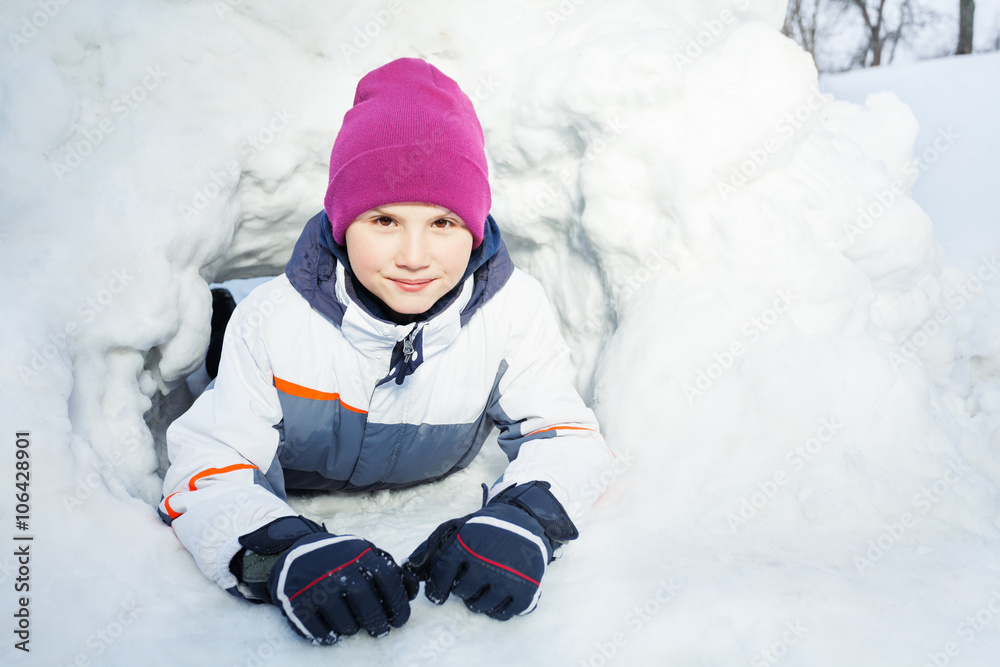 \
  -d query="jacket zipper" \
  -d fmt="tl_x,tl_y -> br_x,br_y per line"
402,326 -> 417,363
